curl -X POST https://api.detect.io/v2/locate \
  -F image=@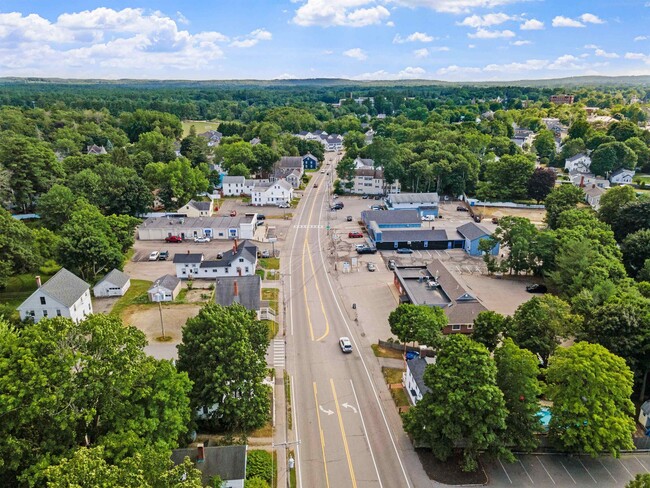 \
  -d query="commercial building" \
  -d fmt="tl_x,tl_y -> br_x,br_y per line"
386,193 -> 439,217
137,215 -> 257,241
